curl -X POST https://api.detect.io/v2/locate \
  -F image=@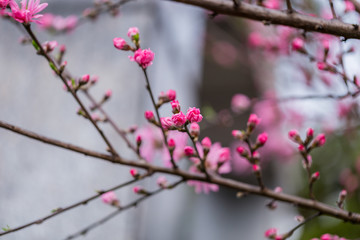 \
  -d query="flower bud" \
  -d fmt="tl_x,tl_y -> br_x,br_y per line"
136,135 -> 142,146
252,164 -> 260,173
292,37 -> 305,52
104,89 -> 112,99
184,146 -> 194,156
256,132 -> 268,146
79,74 -> 90,85
171,100 -> 181,114
144,111 -> 155,121
201,137 -> 212,150
113,37 -> 130,51
168,138 -> 176,150
311,171 -> 320,182
288,129 -> 302,144
101,191 -> 119,206
232,130 -> 245,140
236,146 -> 248,158
189,122 -> 200,138
157,176 -> 168,188
166,89 -> 176,101
311,133 -> 326,148
130,168 -> 139,178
